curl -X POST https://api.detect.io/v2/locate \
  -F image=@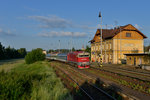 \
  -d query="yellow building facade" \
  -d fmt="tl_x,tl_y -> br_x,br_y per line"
90,24 -> 147,64
124,53 -> 150,66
